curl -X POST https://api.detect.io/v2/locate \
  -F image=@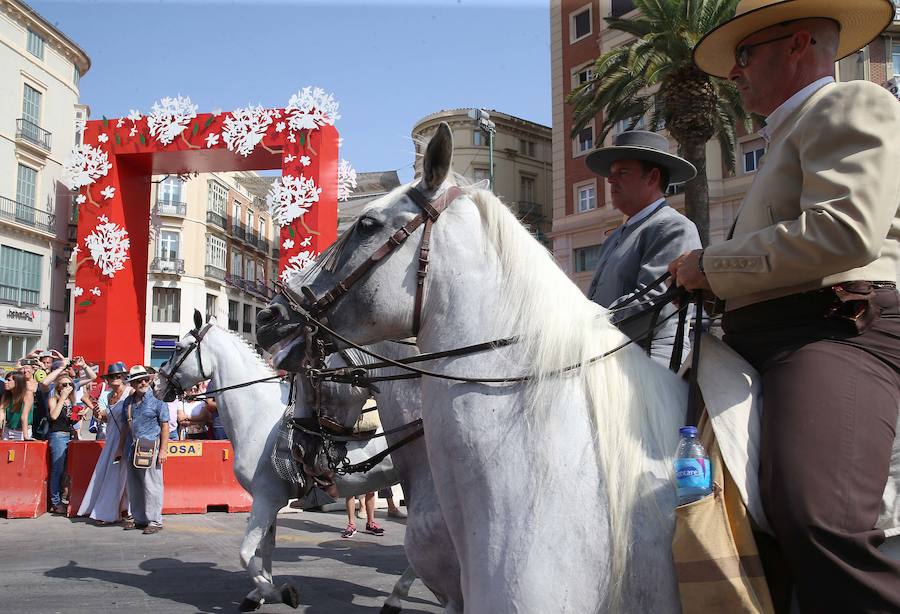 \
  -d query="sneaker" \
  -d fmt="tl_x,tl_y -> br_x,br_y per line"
50,504 -> 67,515
142,525 -> 163,535
341,524 -> 357,538
365,521 -> 385,536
